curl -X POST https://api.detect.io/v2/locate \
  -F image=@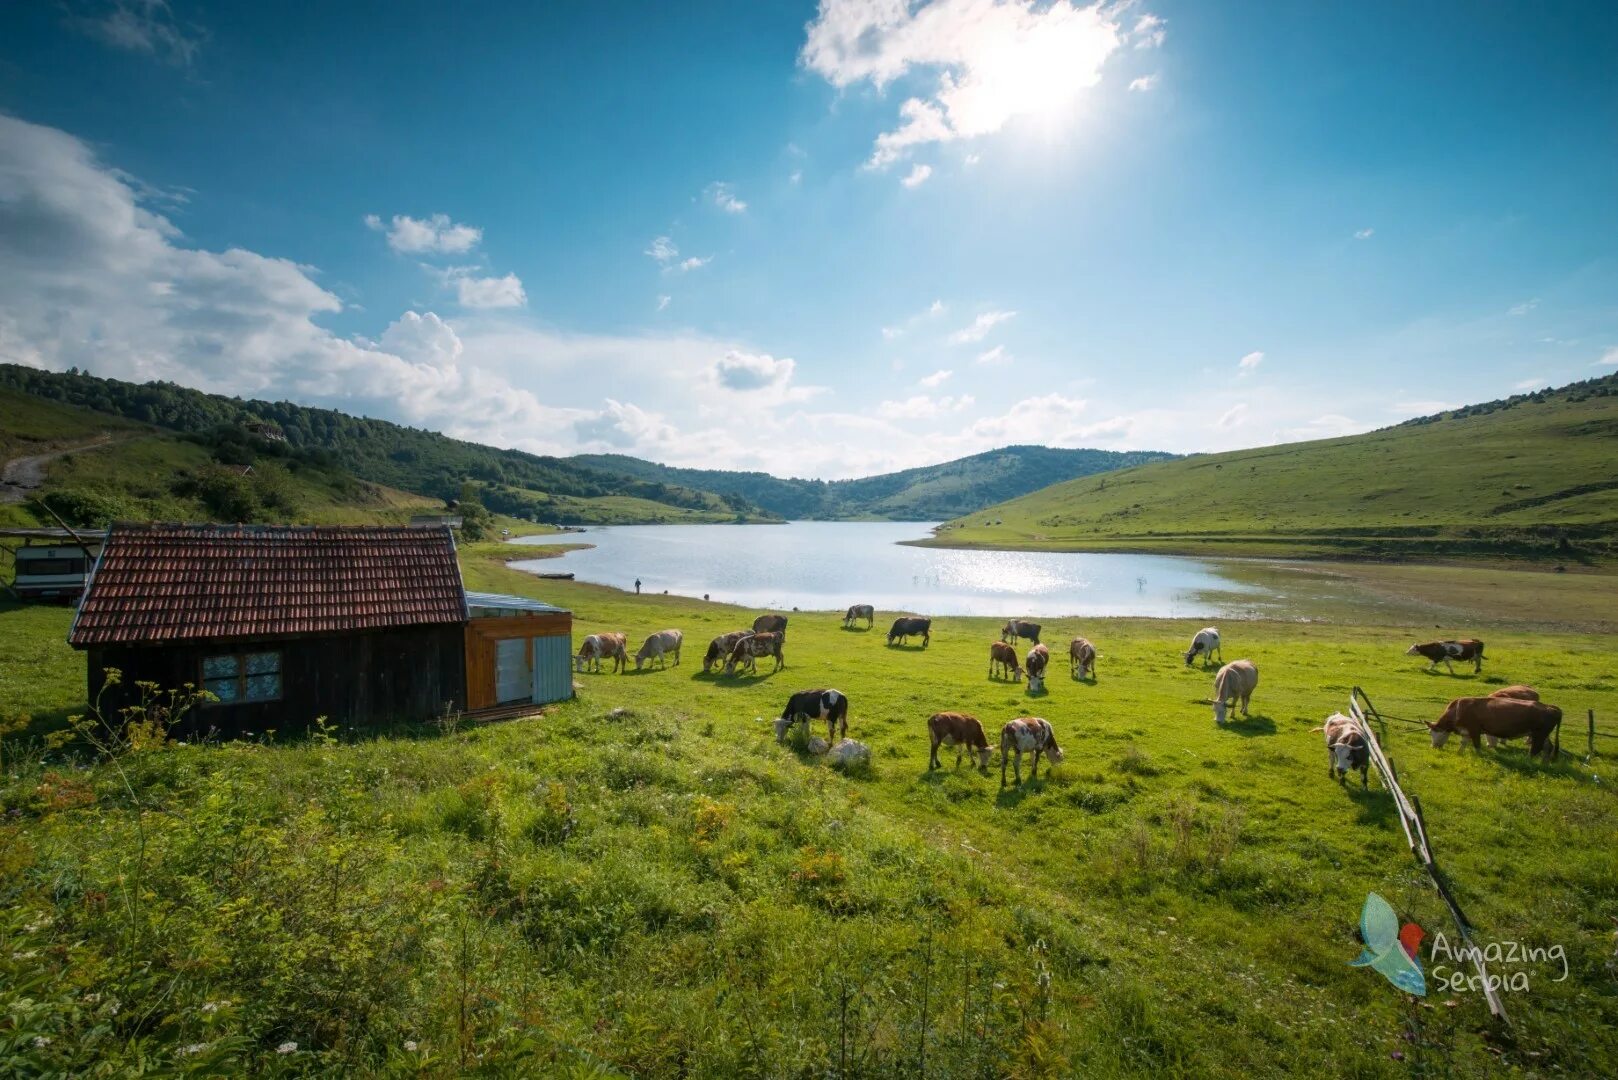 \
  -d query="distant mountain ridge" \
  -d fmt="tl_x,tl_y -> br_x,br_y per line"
0,365 -> 1172,524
